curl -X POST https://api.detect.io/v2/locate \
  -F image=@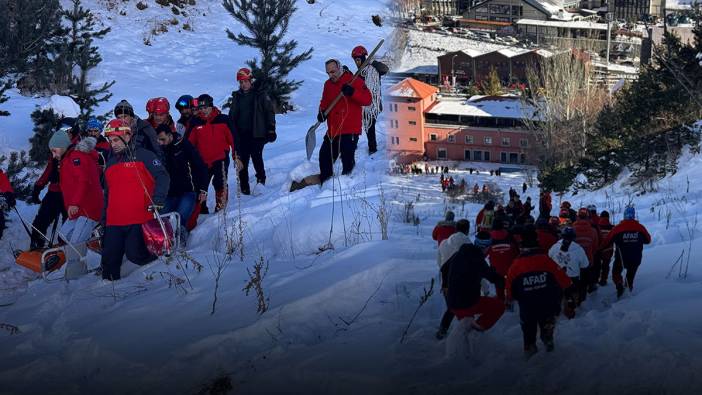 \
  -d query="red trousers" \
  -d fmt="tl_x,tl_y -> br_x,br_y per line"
451,296 -> 505,330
